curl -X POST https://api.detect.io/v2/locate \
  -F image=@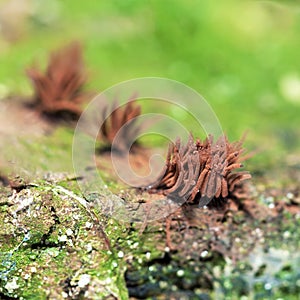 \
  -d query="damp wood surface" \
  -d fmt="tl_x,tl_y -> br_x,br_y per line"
0,97 -> 300,299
